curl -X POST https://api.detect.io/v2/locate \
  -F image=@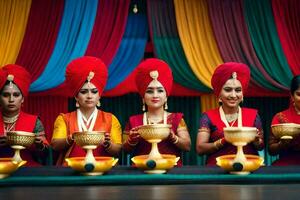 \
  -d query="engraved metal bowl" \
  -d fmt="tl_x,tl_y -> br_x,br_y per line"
131,154 -> 179,174
0,158 -> 26,179
223,127 -> 257,145
65,157 -> 118,176
137,124 -> 171,143
271,123 -> 300,140
72,131 -> 105,147
216,154 -> 264,175
6,131 -> 35,148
